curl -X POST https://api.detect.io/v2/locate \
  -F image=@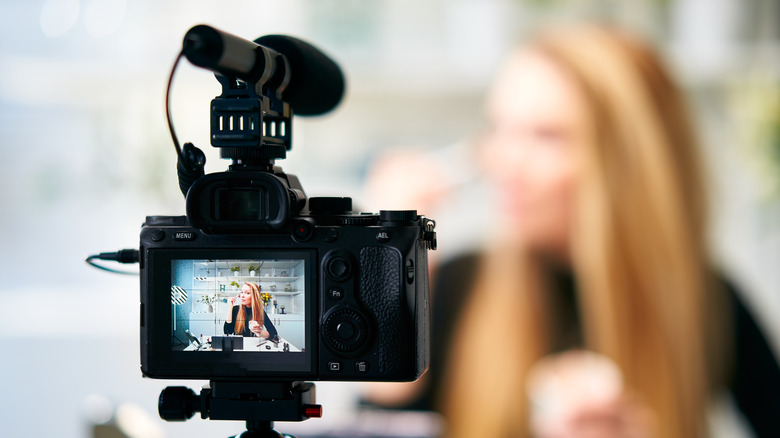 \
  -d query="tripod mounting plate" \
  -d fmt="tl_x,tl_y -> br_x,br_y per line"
159,381 -> 320,423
